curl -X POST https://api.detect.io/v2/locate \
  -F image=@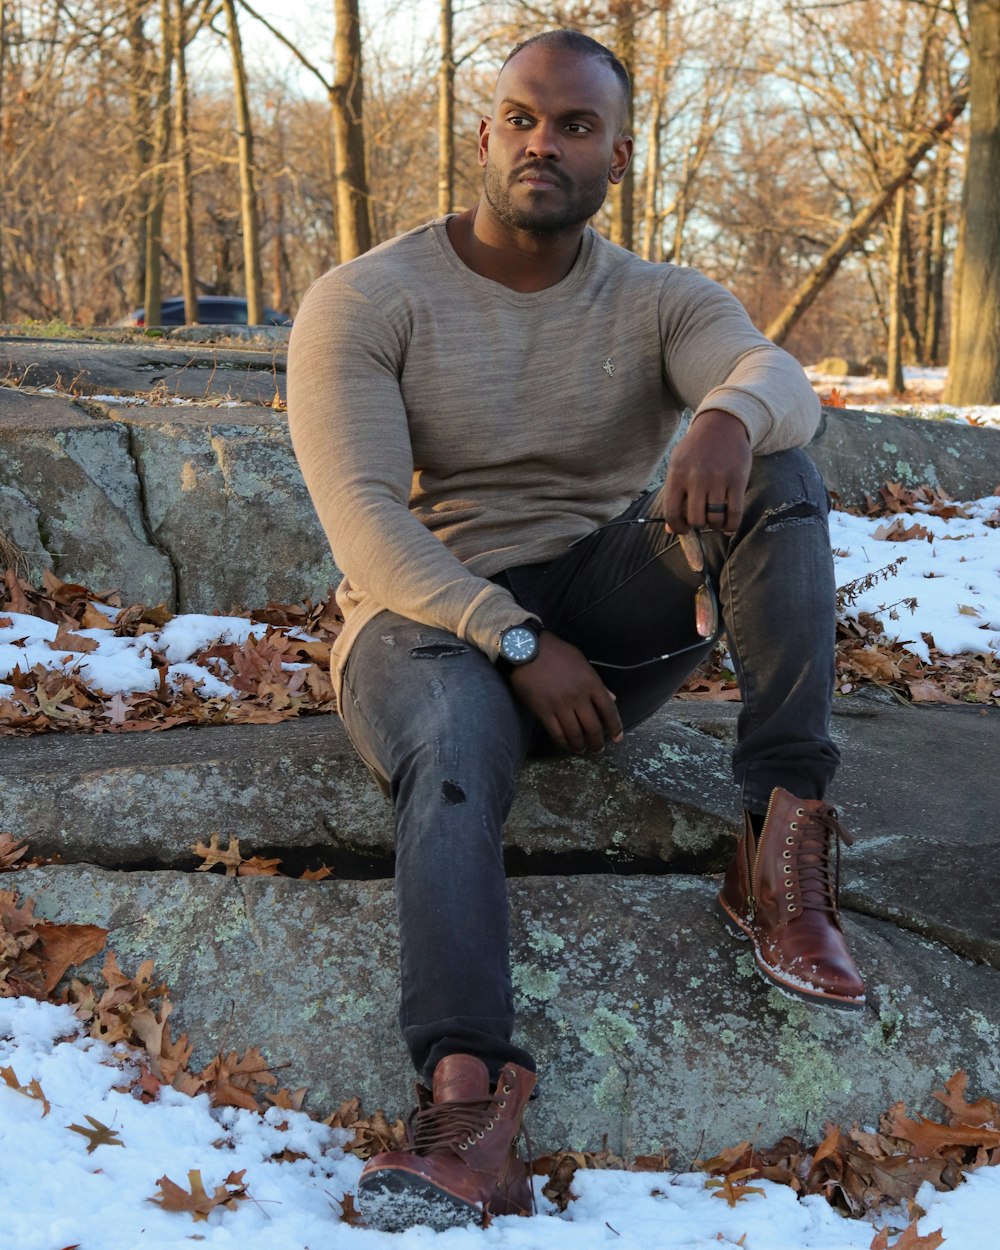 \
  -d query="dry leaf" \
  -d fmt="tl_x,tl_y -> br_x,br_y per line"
870,1220 -> 945,1249
147,1169 -> 250,1222
67,1115 -> 126,1154
0,1064 -> 51,1116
